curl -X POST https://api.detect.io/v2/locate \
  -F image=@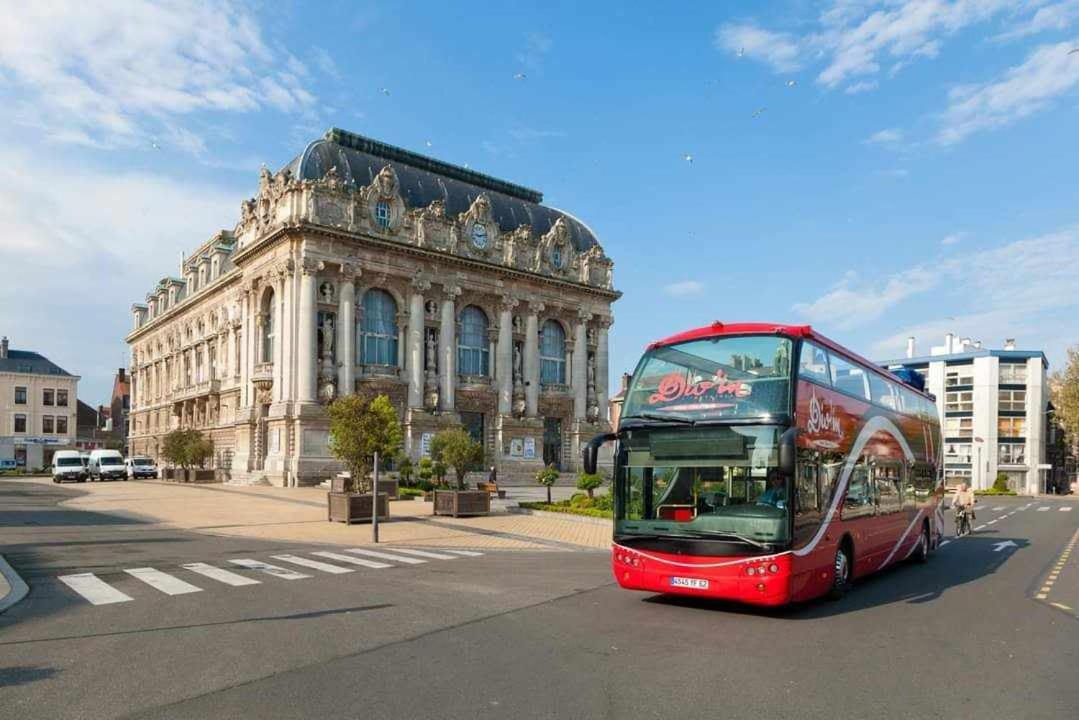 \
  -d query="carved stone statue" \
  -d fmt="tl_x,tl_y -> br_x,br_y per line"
319,282 -> 335,304
513,342 -> 523,383
587,355 -> 596,391
512,315 -> 523,334
320,315 -> 335,357
425,329 -> 437,373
